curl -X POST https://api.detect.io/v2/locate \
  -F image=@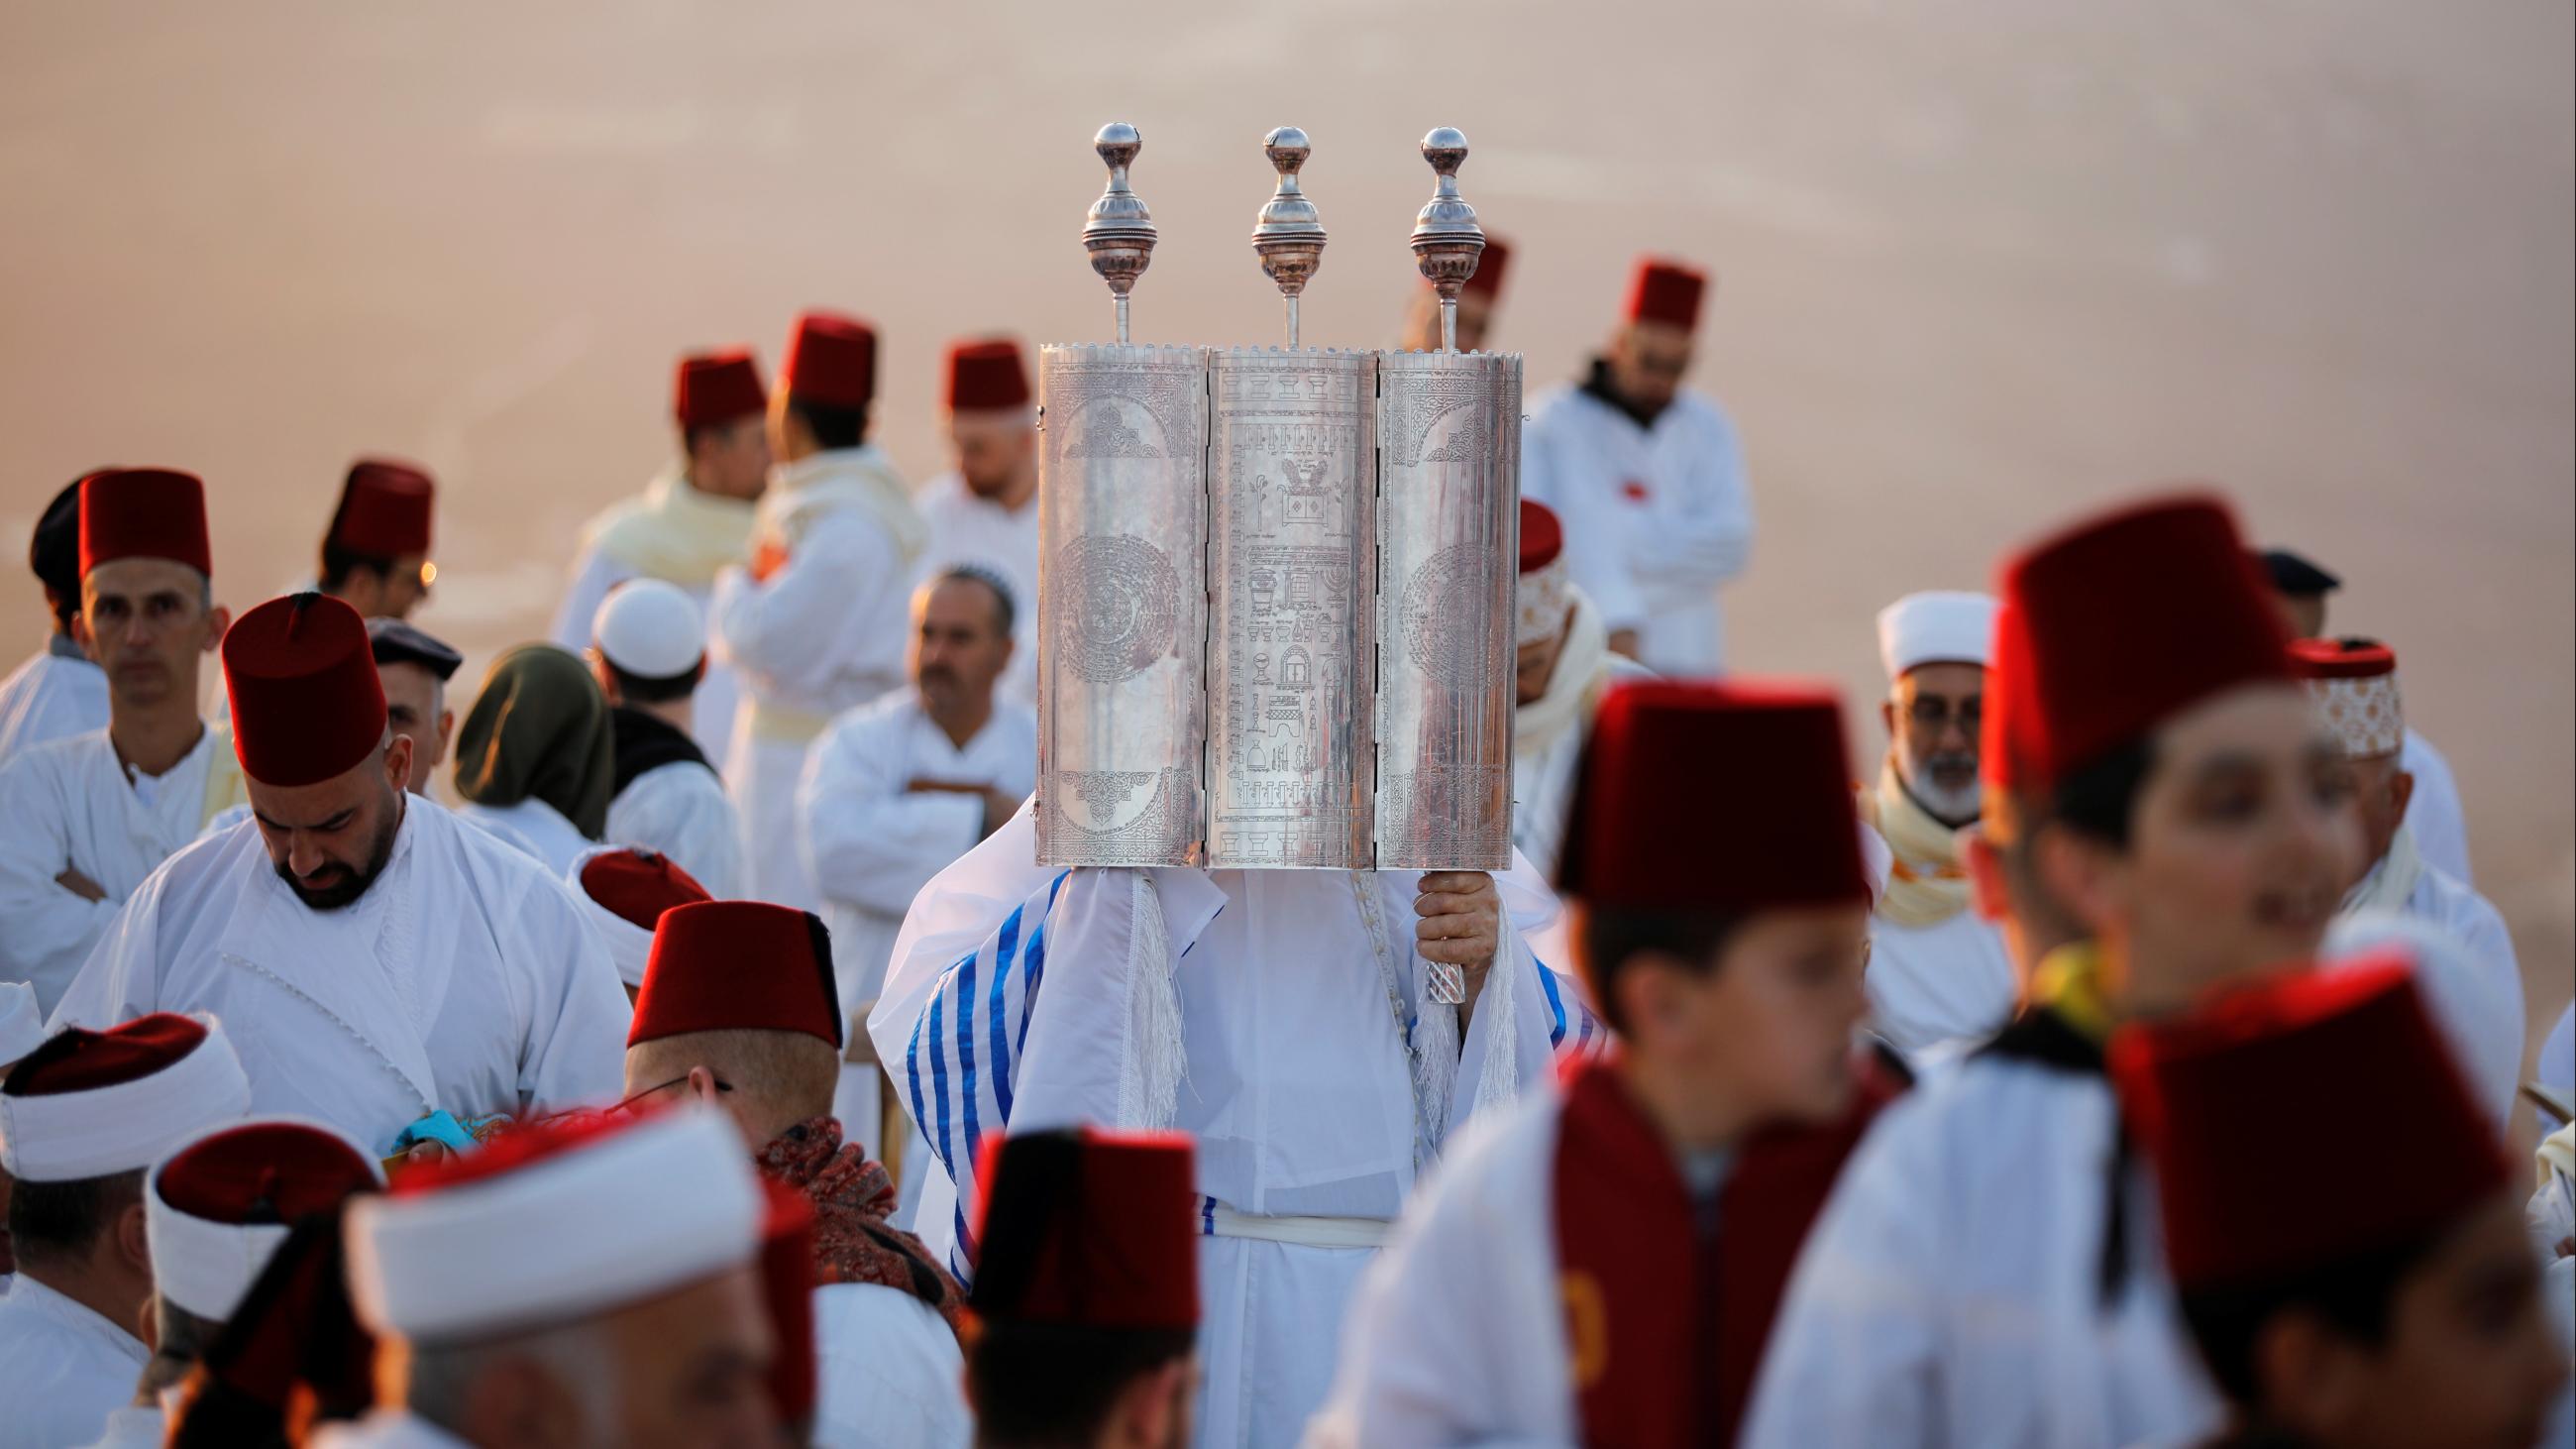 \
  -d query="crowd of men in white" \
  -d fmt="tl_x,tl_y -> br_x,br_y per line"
0,249 -> 2567,1449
